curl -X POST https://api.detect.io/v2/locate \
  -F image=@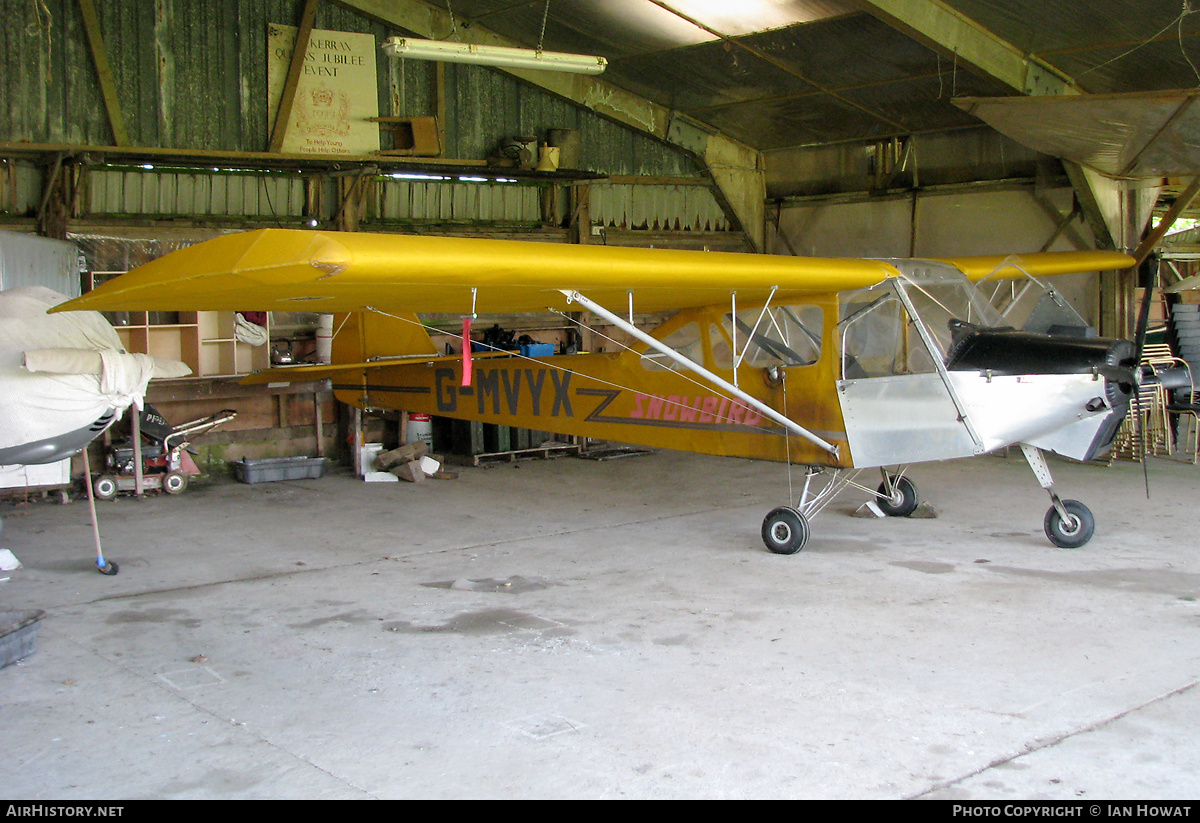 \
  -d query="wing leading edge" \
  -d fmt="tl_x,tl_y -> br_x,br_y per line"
53,229 -> 1134,317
